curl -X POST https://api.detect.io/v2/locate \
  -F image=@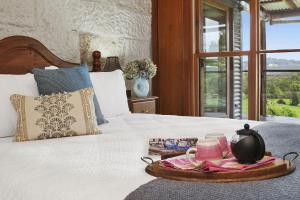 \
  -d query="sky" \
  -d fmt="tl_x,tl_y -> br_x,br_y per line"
242,12 -> 300,61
